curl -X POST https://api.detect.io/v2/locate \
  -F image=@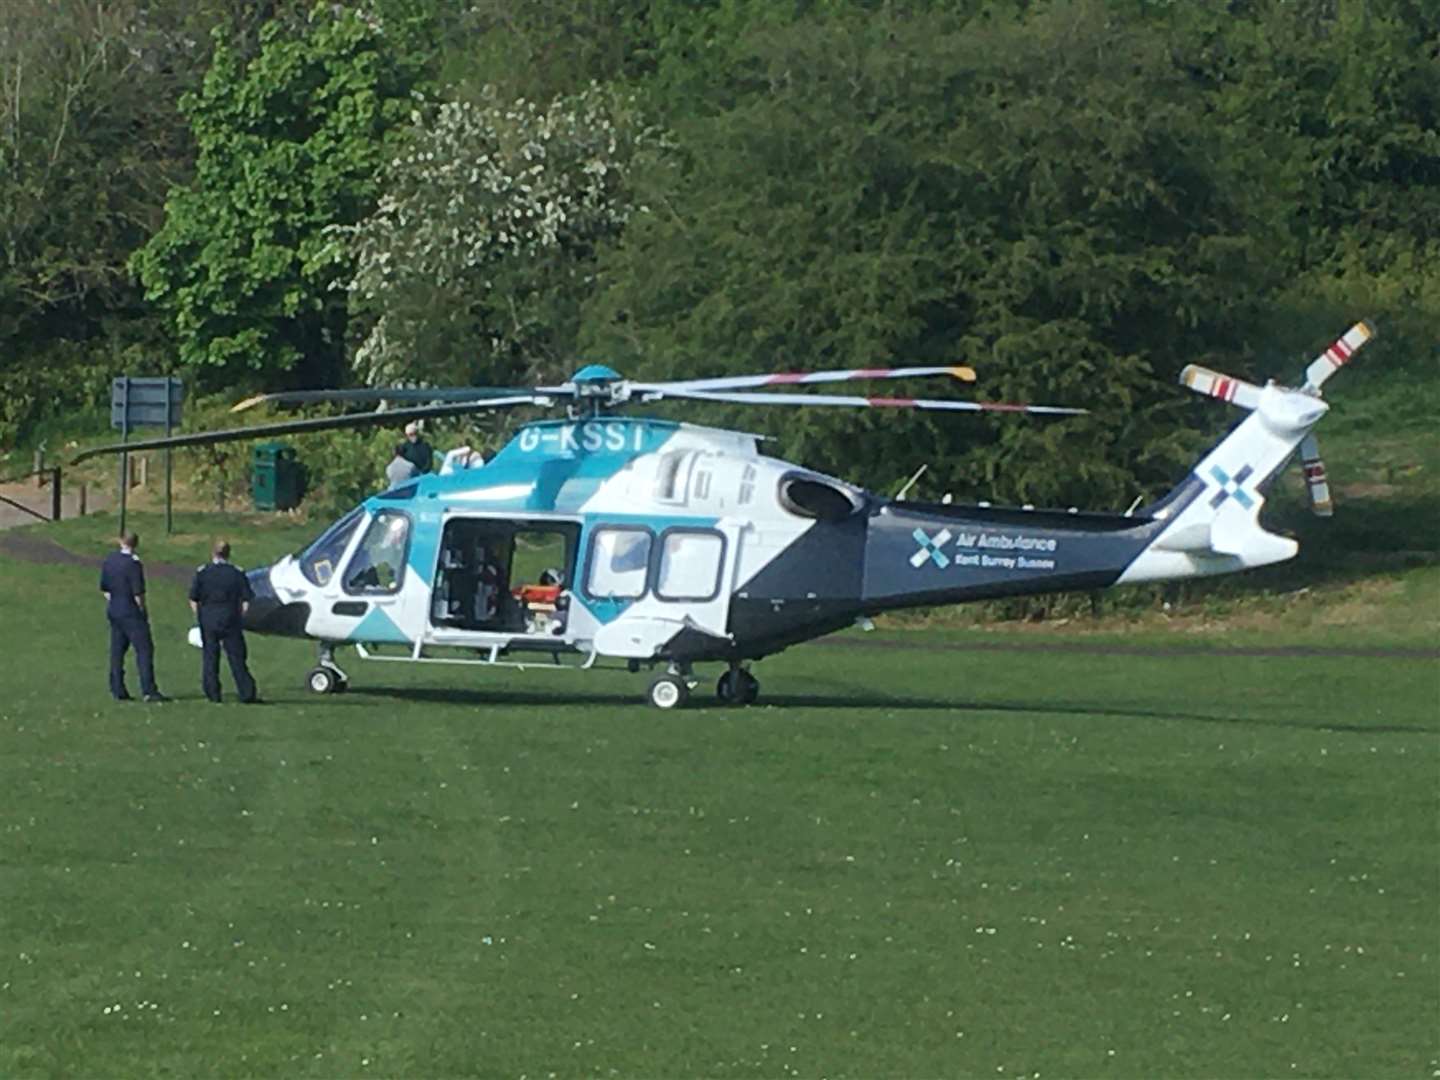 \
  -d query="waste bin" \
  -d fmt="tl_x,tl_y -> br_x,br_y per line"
251,442 -> 304,511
